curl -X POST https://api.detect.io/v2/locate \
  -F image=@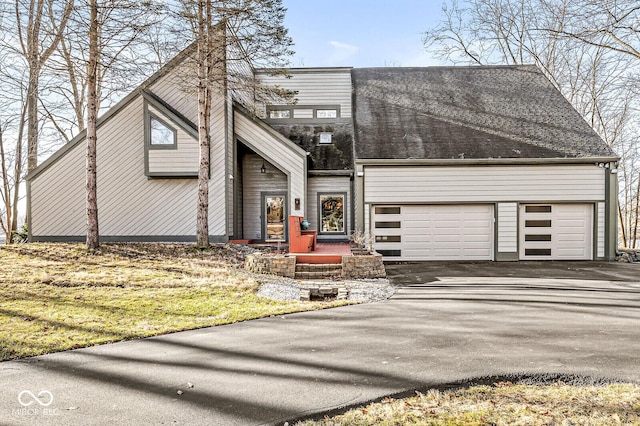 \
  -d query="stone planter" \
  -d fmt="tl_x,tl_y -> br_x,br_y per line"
350,247 -> 371,256
245,253 -> 296,278
342,252 -> 386,279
